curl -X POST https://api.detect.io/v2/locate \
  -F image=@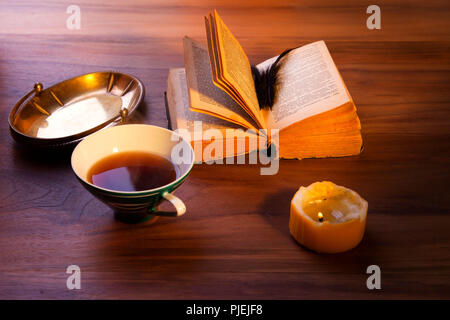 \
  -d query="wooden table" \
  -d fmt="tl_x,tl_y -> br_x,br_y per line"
1,0 -> 449,299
